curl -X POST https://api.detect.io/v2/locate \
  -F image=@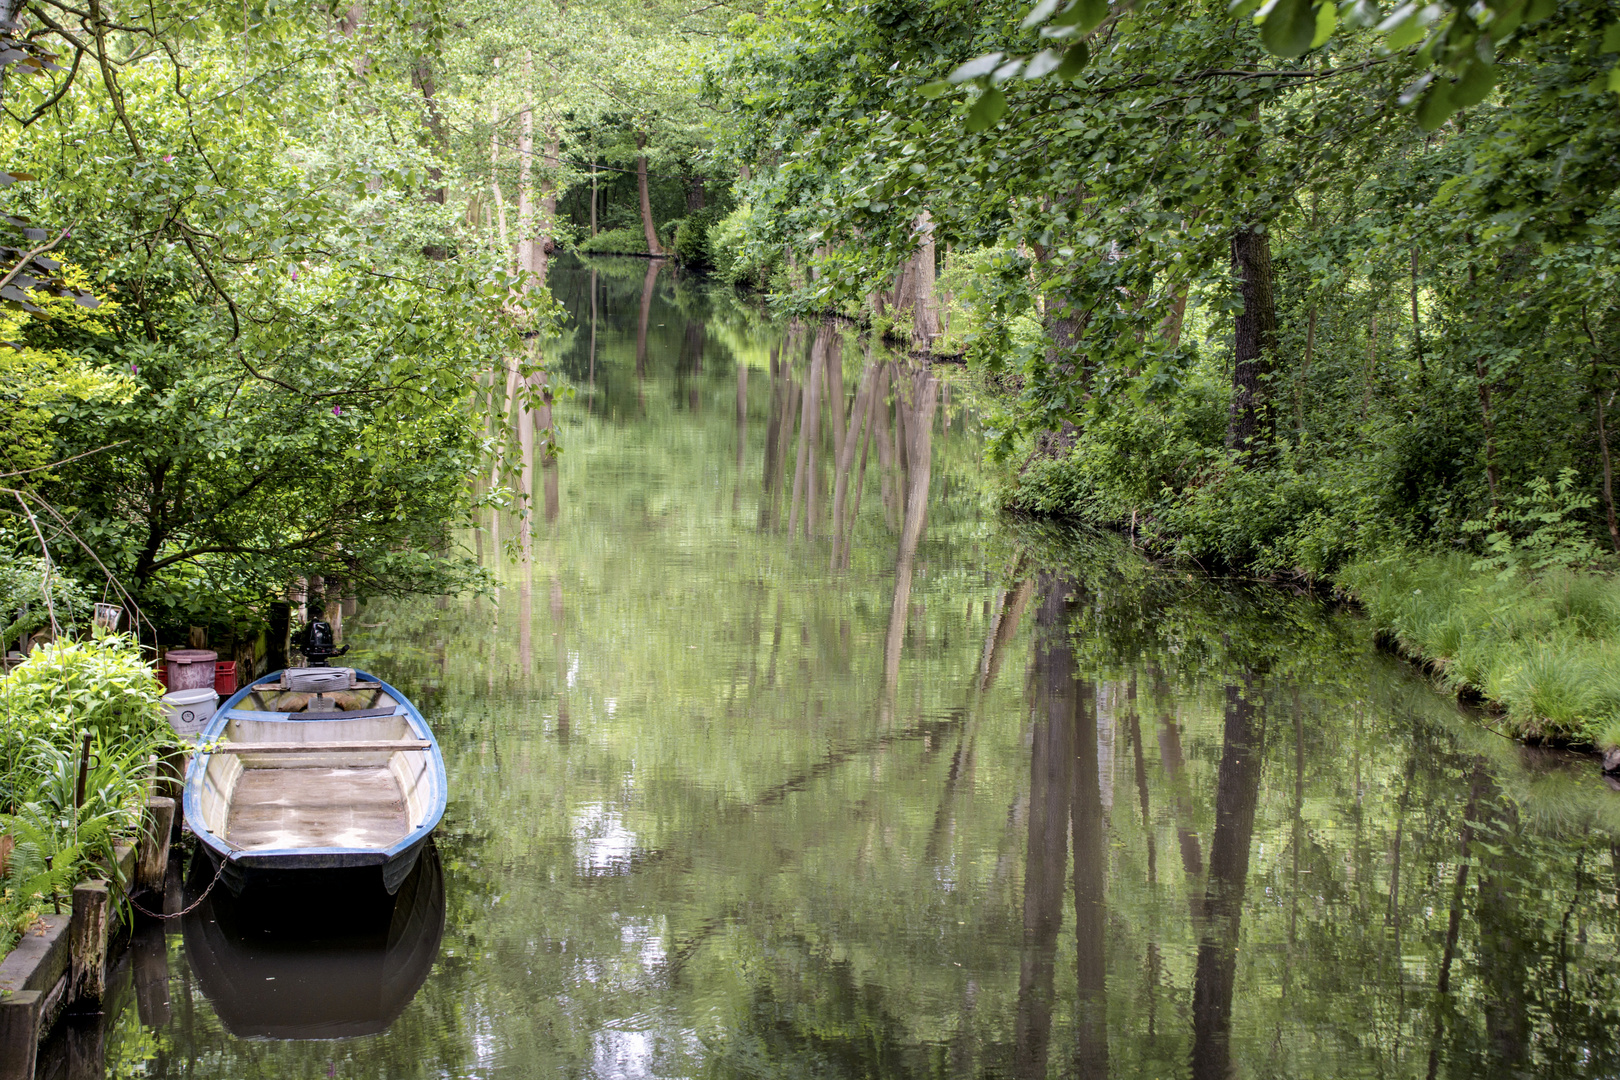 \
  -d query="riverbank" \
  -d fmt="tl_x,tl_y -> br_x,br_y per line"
1340,553 -> 1620,752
